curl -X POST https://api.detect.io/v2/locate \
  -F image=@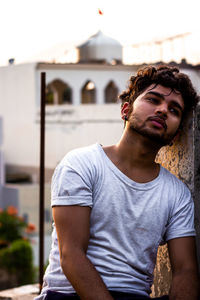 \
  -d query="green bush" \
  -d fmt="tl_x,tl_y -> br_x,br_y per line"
0,239 -> 35,285
0,208 -> 26,245
0,206 -> 36,286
